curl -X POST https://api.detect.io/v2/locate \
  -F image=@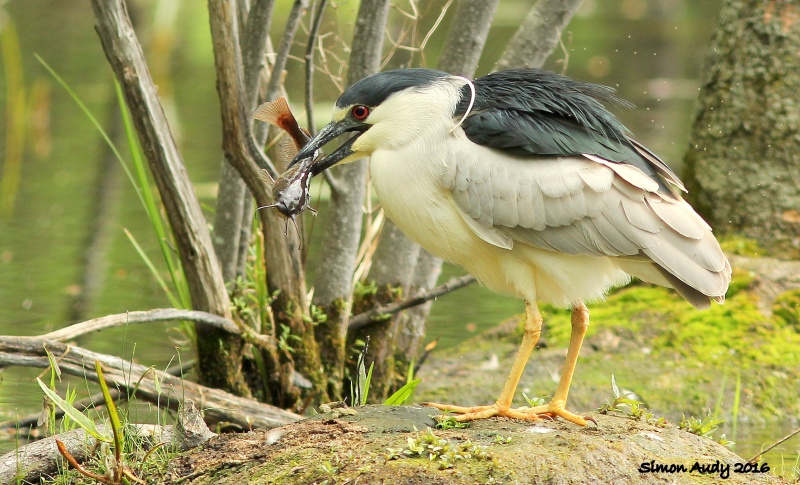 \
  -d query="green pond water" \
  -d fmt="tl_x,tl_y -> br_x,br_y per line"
0,0 -> 796,472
